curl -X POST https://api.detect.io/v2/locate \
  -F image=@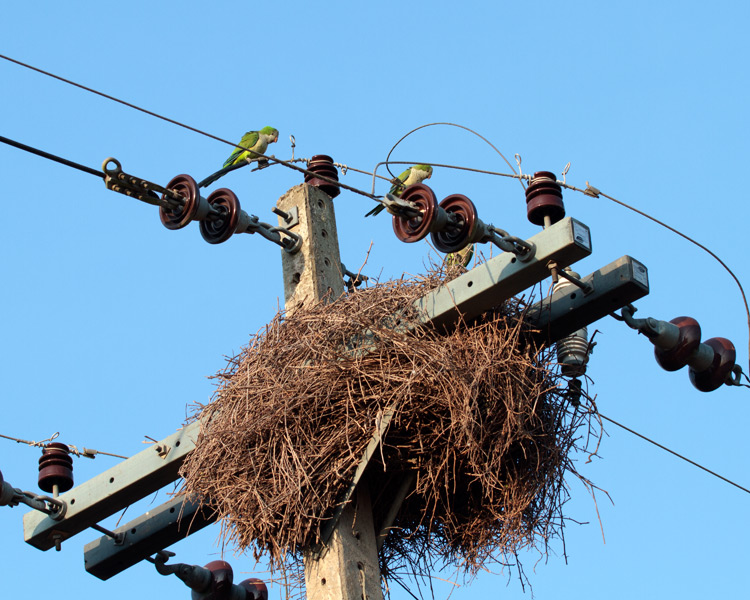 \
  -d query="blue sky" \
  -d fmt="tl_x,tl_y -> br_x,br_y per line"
1,2 -> 749,598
